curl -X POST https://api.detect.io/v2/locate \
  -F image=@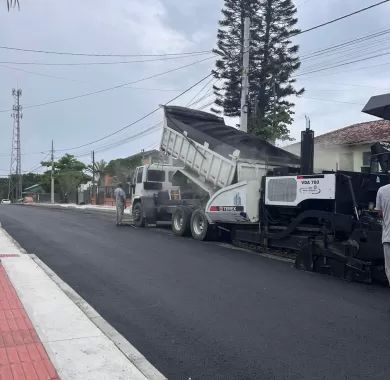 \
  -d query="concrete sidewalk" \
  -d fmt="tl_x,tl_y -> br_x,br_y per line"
0,226 -> 165,380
